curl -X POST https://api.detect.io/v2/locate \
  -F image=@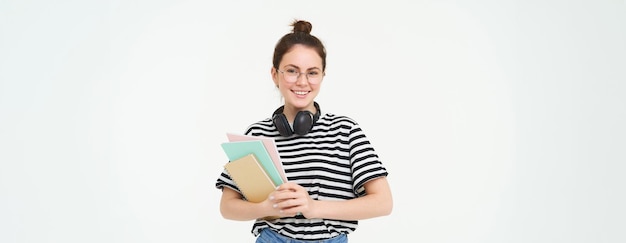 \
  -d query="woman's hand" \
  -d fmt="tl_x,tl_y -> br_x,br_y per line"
269,182 -> 316,218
